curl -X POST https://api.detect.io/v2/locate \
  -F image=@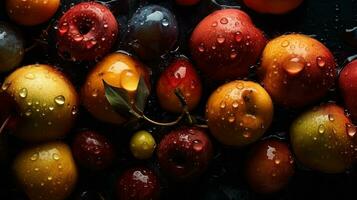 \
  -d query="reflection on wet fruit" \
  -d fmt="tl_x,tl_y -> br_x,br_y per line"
72,131 -> 115,170
157,127 -> 213,181
6,0 -> 60,26
56,2 -> 119,61
81,52 -> 150,124
190,9 -> 266,80
206,80 -> 273,147
243,0 -> 304,14
245,139 -> 294,193
259,34 -> 336,108
0,22 -> 24,72
130,130 -> 156,160
126,5 -> 178,60
13,142 -> 78,200
156,57 -> 202,113
339,60 -> 357,121
1,64 -> 78,142
116,167 -> 160,200
290,104 -> 356,173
